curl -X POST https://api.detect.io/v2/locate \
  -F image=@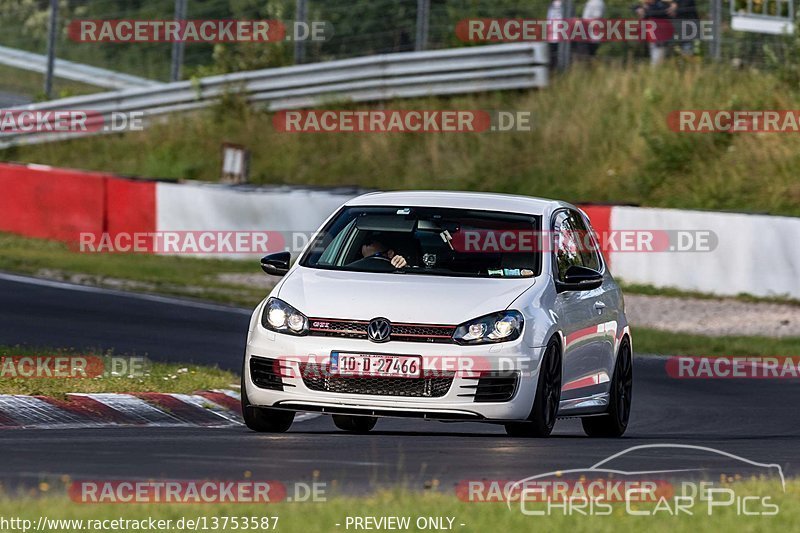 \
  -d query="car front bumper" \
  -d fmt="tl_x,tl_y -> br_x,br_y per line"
243,324 -> 547,422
